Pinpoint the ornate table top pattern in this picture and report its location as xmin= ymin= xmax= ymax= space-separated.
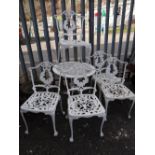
xmin=53 ymin=61 xmax=96 ymax=78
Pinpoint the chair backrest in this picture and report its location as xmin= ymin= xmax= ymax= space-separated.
xmin=99 ymin=57 xmax=128 ymax=84
xmin=58 ymin=46 xmax=91 ymax=63
xmin=29 ymin=62 xmax=61 ymax=93
xmin=54 ymin=10 xmax=85 ymax=41
xmin=88 ymin=50 xmax=111 ymax=68
xmin=64 ymin=72 xmax=97 ymax=97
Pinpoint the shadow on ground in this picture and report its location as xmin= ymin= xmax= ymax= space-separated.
xmin=19 ymin=80 xmax=135 ymax=155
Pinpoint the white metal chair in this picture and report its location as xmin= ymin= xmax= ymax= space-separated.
xmin=20 ymin=62 xmax=63 ymax=136
xmin=54 ymin=10 xmax=91 ymax=62
xmin=65 ymin=72 xmax=106 ymax=142
xmin=96 ymin=57 xmax=135 ymax=119
xmin=102 ymin=83 xmax=135 ymax=119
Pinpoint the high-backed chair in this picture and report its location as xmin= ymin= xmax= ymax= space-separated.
xmin=54 ymin=10 xmax=91 ymax=62
xmin=20 ymin=62 xmax=63 ymax=136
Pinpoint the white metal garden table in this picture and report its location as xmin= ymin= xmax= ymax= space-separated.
xmin=53 ymin=61 xmax=96 ymax=78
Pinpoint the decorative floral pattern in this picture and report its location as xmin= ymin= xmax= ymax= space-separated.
xmin=39 ymin=62 xmax=53 ymax=85
xmin=54 ymin=10 xmax=85 ymax=41
xmin=21 ymin=92 xmax=60 ymax=112
xmin=93 ymin=55 xmax=127 ymax=86
xmin=53 ymin=62 xmax=95 ymax=78
xmin=68 ymin=94 xmax=105 ymax=116
xmin=105 ymin=57 xmax=118 ymax=77
xmin=74 ymin=77 xmax=88 ymax=88
xmin=102 ymin=84 xmax=135 ymax=99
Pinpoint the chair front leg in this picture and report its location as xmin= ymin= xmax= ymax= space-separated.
xmin=128 ymin=100 xmax=135 ymax=119
xmin=105 ymin=98 xmax=110 ymax=121
xmin=100 ymin=116 xmax=105 ymax=137
xmin=59 ymin=99 xmax=65 ymax=115
xmin=50 ymin=114 xmax=58 ymax=136
xmin=99 ymin=88 xmax=102 ymax=101
xmin=20 ymin=110 xmax=29 ymax=135
xmin=69 ymin=117 xmax=74 ymax=142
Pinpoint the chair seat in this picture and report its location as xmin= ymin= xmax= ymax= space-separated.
xmin=68 ymin=94 xmax=105 ymax=117
xmin=102 ymin=84 xmax=135 ymax=99
xmin=59 ymin=39 xmax=91 ymax=48
xmin=21 ymin=92 xmax=60 ymax=112
xmin=93 ymin=73 xmax=122 ymax=86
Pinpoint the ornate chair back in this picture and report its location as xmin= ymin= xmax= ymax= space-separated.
xmin=54 ymin=10 xmax=85 ymax=42
xmin=99 ymin=57 xmax=128 ymax=84
xmin=64 ymin=72 xmax=97 ymax=98
xmin=29 ymin=62 xmax=61 ymax=93
xmin=88 ymin=50 xmax=111 ymax=68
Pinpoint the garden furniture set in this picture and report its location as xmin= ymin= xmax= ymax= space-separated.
xmin=20 ymin=11 xmax=135 ymax=142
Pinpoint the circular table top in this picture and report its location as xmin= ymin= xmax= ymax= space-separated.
xmin=53 ymin=61 xmax=96 ymax=78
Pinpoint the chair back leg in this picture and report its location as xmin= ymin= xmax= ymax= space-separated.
xmin=59 ymin=99 xmax=65 ymax=115
xmin=100 ymin=116 xmax=105 ymax=137
xmin=128 ymin=100 xmax=135 ymax=119
xmin=69 ymin=117 xmax=74 ymax=142
xmin=105 ymin=98 xmax=110 ymax=121
xmin=20 ymin=110 xmax=29 ymax=135
xmin=50 ymin=114 xmax=58 ymax=136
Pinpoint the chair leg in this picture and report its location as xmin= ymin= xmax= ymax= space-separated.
xmin=99 ymin=89 xmax=102 ymax=101
xmin=59 ymin=99 xmax=65 ymax=115
xmin=69 ymin=117 xmax=74 ymax=142
xmin=105 ymin=98 xmax=109 ymax=121
xmin=20 ymin=111 xmax=29 ymax=135
xmin=128 ymin=100 xmax=135 ymax=119
xmin=100 ymin=116 xmax=105 ymax=137
xmin=50 ymin=114 xmax=58 ymax=136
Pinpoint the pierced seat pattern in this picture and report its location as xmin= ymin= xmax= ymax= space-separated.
xmin=102 ymin=84 xmax=135 ymax=99
xmin=102 ymin=83 xmax=135 ymax=119
xmin=21 ymin=92 xmax=60 ymax=112
xmin=68 ymin=94 xmax=105 ymax=117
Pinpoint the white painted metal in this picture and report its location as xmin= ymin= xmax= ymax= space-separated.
xmin=54 ymin=10 xmax=91 ymax=62
xmin=53 ymin=61 xmax=96 ymax=78
xmin=88 ymin=50 xmax=111 ymax=68
xmin=20 ymin=62 xmax=64 ymax=136
xmin=91 ymin=51 xmax=127 ymax=85
xmin=90 ymin=51 xmax=135 ymax=119
xmin=64 ymin=72 xmax=106 ymax=142
xmin=102 ymin=83 xmax=135 ymax=119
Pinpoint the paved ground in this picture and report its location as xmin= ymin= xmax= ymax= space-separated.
xmin=19 ymin=80 xmax=135 ymax=155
